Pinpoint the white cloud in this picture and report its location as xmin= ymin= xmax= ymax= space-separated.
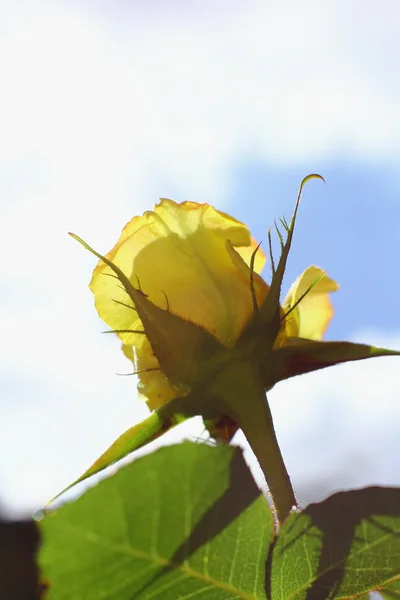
xmin=1 ymin=0 xmax=400 ymax=211
xmin=1 ymin=0 xmax=400 ymax=515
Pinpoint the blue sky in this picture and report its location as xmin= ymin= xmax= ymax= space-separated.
xmin=0 ymin=0 xmax=399 ymax=516
xmin=229 ymin=161 xmax=400 ymax=339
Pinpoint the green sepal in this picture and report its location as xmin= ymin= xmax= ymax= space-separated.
xmin=48 ymin=395 xmax=198 ymax=503
xmin=264 ymin=338 xmax=400 ymax=388
xmin=69 ymin=233 xmax=230 ymax=391
xmin=245 ymin=174 xmax=325 ymax=343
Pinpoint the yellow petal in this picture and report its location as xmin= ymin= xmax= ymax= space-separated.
xmin=90 ymin=199 xmax=266 ymax=348
xmin=225 ymin=240 xmax=269 ymax=310
xmin=282 ymin=265 xmax=339 ymax=340
xmin=122 ymin=342 xmax=172 ymax=410
xmin=90 ymin=199 xmax=268 ymax=409
xmin=235 ymin=236 xmax=266 ymax=274
xmin=123 ymin=340 xmax=182 ymax=411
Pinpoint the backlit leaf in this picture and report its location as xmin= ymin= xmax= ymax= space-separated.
xmin=39 ymin=443 xmax=274 ymax=600
xmin=270 ymin=486 xmax=400 ymax=599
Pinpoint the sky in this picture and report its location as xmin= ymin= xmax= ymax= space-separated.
xmin=0 ymin=0 xmax=400 ymax=517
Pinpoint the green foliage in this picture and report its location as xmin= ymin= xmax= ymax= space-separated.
xmin=270 ymin=487 xmax=400 ymax=599
xmin=46 ymin=183 xmax=400 ymax=598
xmin=379 ymin=578 xmax=400 ymax=599
xmin=52 ymin=397 xmax=193 ymax=500
xmin=38 ymin=443 xmax=400 ymax=599
xmin=39 ymin=443 xmax=274 ymax=599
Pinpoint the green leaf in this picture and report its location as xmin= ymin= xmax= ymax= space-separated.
xmin=265 ymin=339 xmax=400 ymax=388
xmin=378 ymin=577 xmax=400 ymax=599
xmin=39 ymin=442 xmax=274 ymax=599
xmin=270 ymin=486 xmax=400 ymax=600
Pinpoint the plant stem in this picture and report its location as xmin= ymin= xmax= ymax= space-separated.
xmin=208 ymin=359 xmax=296 ymax=523
xmin=241 ymin=394 xmax=296 ymax=524
xmin=229 ymin=370 xmax=296 ymax=523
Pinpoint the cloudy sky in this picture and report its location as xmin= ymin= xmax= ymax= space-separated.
xmin=1 ymin=0 xmax=399 ymax=517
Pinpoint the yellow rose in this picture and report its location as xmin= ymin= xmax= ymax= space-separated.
xmin=68 ymin=176 xmax=399 ymax=522
xmin=88 ymin=199 xmax=339 ymax=411
xmin=90 ymin=199 xmax=269 ymax=409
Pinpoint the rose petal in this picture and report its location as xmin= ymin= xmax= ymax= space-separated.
xmin=283 ymin=265 xmax=339 ymax=339
xmin=90 ymin=199 xmax=266 ymax=347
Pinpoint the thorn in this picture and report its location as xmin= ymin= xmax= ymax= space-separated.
xmin=112 ymin=299 xmax=138 ymax=313
xmin=102 ymin=329 xmax=145 ymax=335
xmin=116 ymin=367 xmax=161 ymax=376
xmin=279 ymin=216 xmax=289 ymax=233
xmin=281 ymin=271 xmax=327 ymax=325
xmin=162 ymin=290 xmax=170 ymax=311
xmin=249 ymin=242 xmax=262 ymax=314
xmin=274 ymin=220 xmax=284 ymax=250
xmin=268 ymin=228 xmax=276 ymax=275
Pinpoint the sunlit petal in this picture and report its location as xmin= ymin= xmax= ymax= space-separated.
xmin=283 ymin=265 xmax=339 ymax=339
